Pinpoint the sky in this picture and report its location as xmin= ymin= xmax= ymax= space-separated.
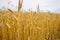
xmin=0 ymin=0 xmax=60 ymax=13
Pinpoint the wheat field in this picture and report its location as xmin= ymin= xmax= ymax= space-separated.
xmin=0 ymin=10 xmax=60 ymax=40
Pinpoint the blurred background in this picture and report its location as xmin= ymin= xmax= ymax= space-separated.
xmin=0 ymin=0 xmax=60 ymax=13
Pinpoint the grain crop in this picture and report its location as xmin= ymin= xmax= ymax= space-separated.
xmin=0 ymin=10 xmax=60 ymax=40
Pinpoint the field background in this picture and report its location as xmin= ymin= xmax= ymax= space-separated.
xmin=0 ymin=10 xmax=60 ymax=40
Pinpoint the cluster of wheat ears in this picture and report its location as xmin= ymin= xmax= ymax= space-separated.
xmin=0 ymin=0 xmax=60 ymax=40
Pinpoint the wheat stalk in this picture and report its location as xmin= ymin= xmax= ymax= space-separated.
xmin=18 ymin=0 xmax=23 ymax=12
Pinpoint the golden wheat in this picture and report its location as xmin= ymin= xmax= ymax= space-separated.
xmin=0 ymin=10 xmax=60 ymax=40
